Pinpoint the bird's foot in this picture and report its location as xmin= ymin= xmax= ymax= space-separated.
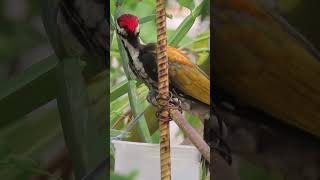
xmin=167 ymin=93 xmax=183 ymax=113
xmin=147 ymin=90 xmax=182 ymax=110
xmin=147 ymin=90 xmax=183 ymax=122
xmin=147 ymin=89 xmax=159 ymax=106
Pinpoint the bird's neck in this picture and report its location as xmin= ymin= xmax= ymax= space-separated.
xmin=120 ymin=35 xmax=142 ymax=63
xmin=119 ymin=34 xmax=154 ymax=86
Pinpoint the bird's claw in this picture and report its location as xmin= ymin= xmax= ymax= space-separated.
xmin=148 ymin=90 xmax=182 ymax=110
xmin=147 ymin=90 xmax=159 ymax=106
xmin=148 ymin=90 xmax=183 ymax=122
xmin=167 ymin=94 xmax=183 ymax=114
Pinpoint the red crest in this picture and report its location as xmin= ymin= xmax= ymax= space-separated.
xmin=117 ymin=14 xmax=139 ymax=33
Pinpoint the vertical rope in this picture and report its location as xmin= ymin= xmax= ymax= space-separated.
xmin=156 ymin=0 xmax=171 ymax=180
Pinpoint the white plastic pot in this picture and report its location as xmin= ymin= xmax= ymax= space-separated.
xmin=112 ymin=140 xmax=201 ymax=180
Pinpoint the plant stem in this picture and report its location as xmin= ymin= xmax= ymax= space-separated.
xmin=114 ymin=0 xmax=152 ymax=143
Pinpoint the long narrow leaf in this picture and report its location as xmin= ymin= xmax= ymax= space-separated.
xmin=139 ymin=14 xmax=172 ymax=24
xmin=114 ymin=4 xmax=152 ymax=143
xmin=0 ymin=55 xmax=58 ymax=126
xmin=169 ymin=1 xmax=205 ymax=47
xmin=56 ymin=58 xmax=106 ymax=180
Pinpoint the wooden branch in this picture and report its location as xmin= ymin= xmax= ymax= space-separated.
xmin=170 ymin=109 xmax=240 ymax=180
xmin=170 ymin=109 xmax=210 ymax=162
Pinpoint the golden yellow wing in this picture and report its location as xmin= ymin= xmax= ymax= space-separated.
xmin=167 ymin=46 xmax=210 ymax=105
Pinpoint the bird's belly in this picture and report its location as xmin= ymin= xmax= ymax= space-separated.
xmin=129 ymin=63 xmax=157 ymax=89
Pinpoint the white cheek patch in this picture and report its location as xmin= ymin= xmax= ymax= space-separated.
xmin=121 ymin=39 xmax=148 ymax=78
xmin=118 ymin=27 xmax=127 ymax=36
xmin=116 ymin=22 xmax=128 ymax=36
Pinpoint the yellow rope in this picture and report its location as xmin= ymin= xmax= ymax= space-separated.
xmin=156 ymin=0 xmax=171 ymax=180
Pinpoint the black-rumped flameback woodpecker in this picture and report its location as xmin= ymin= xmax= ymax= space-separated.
xmin=115 ymin=14 xmax=231 ymax=164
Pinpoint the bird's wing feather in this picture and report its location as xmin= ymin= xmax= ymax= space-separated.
xmin=167 ymin=46 xmax=210 ymax=105
xmin=214 ymin=0 xmax=320 ymax=137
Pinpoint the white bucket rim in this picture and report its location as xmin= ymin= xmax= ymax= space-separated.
xmin=112 ymin=140 xmax=201 ymax=161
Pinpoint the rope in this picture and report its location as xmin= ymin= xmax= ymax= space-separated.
xmin=156 ymin=0 xmax=172 ymax=180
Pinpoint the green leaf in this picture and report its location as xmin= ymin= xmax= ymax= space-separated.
xmin=179 ymin=32 xmax=209 ymax=49
xmin=56 ymin=58 xmax=106 ymax=180
xmin=139 ymin=13 xmax=173 ymax=24
xmin=178 ymin=0 xmax=195 ymax=10
xmin=110 ymin=79 xmax=146 ymax=104
xmin=110 ymin=96 xmax=129 ymax=126
xmin=192 ymin=32 xmax=210 ymax=49
xmin=111 ymin=80 xmax=130 ymax=102
xmin=110 ymin=171 xmax=138 ymax=180
xmin=126 ymin=80 xmax=152 ymax=143
xmin=111 ymin=129 xmax=132 ymax=139
xmin=169 ymin=0 xmax=205 ymax=47
xmin=110 ymin=14 xmax=116 ymax=30
xmin=151 ymin=129 xmax=160 ymax=144
xmin=0 ymin=55 xmax=58 ymax=126
xmin=139 ymin=15 xmax=155 ymax=24
xmin=115 ymin=19 xmax=152 ymax=142
xmin=110 ymin=0 xmax=116 ymax=15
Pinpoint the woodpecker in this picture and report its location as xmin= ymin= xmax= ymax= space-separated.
xmin=115 ymin=14 xmax=231 ymax=164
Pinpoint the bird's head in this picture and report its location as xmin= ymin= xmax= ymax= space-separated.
xmin=116 ymin=14 xmax=140 ymax=38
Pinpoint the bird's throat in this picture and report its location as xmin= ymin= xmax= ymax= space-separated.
xmin=119 ymin=35 xmax=152 ymax=85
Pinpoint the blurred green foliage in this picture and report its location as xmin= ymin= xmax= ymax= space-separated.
xmin=0 ymin=1 xmax=62 ymax=179
xmin=0 ymin=0 xmax=46 ymax=81
xmin=0 ymin=0 xmax=107 ymax=179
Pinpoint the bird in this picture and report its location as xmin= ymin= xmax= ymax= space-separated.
xmin=213 ymin=0 xmax=320 ymax=138
xmin=115 ymin=13 xmax=231 ymax=164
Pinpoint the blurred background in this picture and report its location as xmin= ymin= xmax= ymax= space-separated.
xmin=0 ymin=0 xmax=52 ymax=78
xmin=0 ymin=0 xmax=108 ymax=179
xmin=0 ymin=0 xmax=75 ymax=179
